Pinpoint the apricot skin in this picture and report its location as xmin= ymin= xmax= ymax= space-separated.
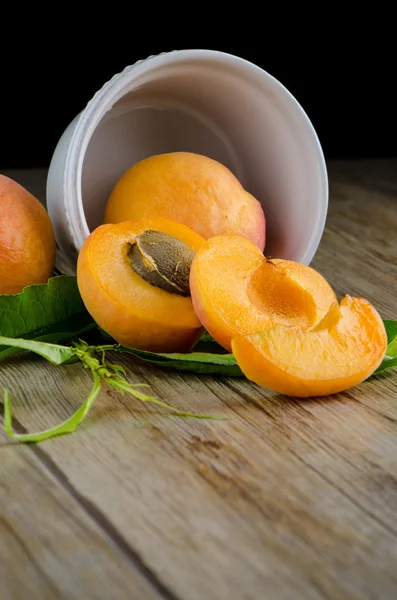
xmin=232 ymin=296 xmax=387 ymax=398
xmin=103 ymin=152 xmax=266 ymax=252
xmin=189 ymin=234 xmax=337 ymax=351
xmin=77 ymin=217 xmax=206 ymax=353
xmin=0 ymin=175 xmax=56 ymax=294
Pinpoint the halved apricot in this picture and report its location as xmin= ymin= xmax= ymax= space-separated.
xmin=232 ymin=296 xmax=387 ymax=397
xmin=189 ymin=234 xmax=337 ymax=351
xmin=77 ymin=217 xmax=206 ymax=352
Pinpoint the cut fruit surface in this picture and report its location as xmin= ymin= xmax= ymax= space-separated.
xmin=189 ymin=234 xmax=337 ymax=351
xmin=232 ymin=296 xmax=388 ymax=397
xmin=77 ymin=217 xmax=205 ymax=352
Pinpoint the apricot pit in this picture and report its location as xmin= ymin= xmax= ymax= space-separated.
xmin=127 ymin=230 xmax=195 ymax=297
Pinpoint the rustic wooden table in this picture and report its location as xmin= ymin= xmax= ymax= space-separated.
xmin=1 ymin=161 xmax=397 ymax=600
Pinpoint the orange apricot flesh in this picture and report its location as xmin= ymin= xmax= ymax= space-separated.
xmin=103 ymin=152 xmax=266 ymax=251
xmin=232 ymin=296 xmax=387 ymax=397
xmin=189 ymin=234 xmax=337 ymax=351
xmin=0 ymin=174 xmax=56 ymax=294
xmin=77 ymin=217 xmax=206 ymax=352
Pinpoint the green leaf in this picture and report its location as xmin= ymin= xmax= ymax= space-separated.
xmin=199 ymin=331 xmax=217 ymax=343
xmin=96 ymin=326 xmax=241 ymax=376
xmin=374 ymin=355 xmax=397 ymax=375
xmin=368 ymin=319 xmax=397 ymax=377
xmin=0 ymin=336 xmax=74 ymax=365
xmin=383 ymin=319 xmax=397 ymax=359
xmin=0 ymin=313 xmax=95 ymax=362
xmin=383 ymin=319 xmax=397 ymax=347
xmin=113 ymin=345 xmax=244 ymax=377
xmin=387 ymin=337 xmax=397 ymax=359
xmin=3 ymin=374 xmax=102 ymax=443
xmin=0 ymin=276 xmax=95 ymax=360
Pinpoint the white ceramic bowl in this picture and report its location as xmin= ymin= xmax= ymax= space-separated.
xmin=47 ymin=49 xmax=328 ymax=275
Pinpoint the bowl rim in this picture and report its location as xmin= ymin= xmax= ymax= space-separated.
xmin=59 ymin=49 xmax=328 ymax=268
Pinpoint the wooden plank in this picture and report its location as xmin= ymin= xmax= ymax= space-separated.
xmin=0 ymin=161 xmax=397 ymax=600
xmin=1 ymin=357 xmax=332 ymax=600
xmin=311 ymin=160 xmax=397 ymax=319
xmin=0 ymin=370 xmax=165 ymax=600
xmin=2 ymin=352 xmax=397 ymax=598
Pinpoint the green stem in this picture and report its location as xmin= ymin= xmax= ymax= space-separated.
xmin=3 ymin=341 xmax=224 ymax=443
xmin=3 ymin=373 xmax=102 ymax=443
xmin=108 ymin=377 xmax=225 ymax=420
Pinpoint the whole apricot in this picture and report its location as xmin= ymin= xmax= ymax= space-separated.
xmin=77 ymin=217 xmax=206 ymax=352
xmin=189 ymin=233 xmax=337 ymax=351
xmin=232 ymin=296 xmax=387 ymax=397
xmin=0 ymin=175 xmax=56 ymax=294
xmin=103 ymin=152 xmax=266 ymax=251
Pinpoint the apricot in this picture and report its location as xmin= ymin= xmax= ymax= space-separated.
xmin=103 ymin=152 xmax=266 ymax=251
xmin=189 ymin=234 xmax=337 ymax=351
xmin=232 ymin=296 xmax=387 ymax=397
xmin=0 ymin=175 xmax=56 ymax=294
xmin=77 ymin=217 xmax=206 ymax=352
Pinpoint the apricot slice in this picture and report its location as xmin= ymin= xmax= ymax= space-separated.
xmin=77 ymin=217 xmax=206 ymax=352
xmin=232 ymin=296 xmax=387 ymax=397
xmin=0 ymin=175 xmax=56 ymax=294
xmin=189 ymin=234 xmax=337 ymax=351
xmin=103 ymin=152 xmax=266 ymax=251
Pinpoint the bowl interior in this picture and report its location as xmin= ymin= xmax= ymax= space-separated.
xmin=81 ymin=54 xmax=327 ymax=263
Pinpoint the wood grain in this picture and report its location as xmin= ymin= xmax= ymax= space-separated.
xmin=0 ymin=419 xmax=162 ymax=600
xmin=1 ymin=161 xmax=397 ymax=600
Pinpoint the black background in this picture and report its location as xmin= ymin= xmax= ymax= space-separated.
xmin=1 ymin=32 xmax=395 ymax=168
